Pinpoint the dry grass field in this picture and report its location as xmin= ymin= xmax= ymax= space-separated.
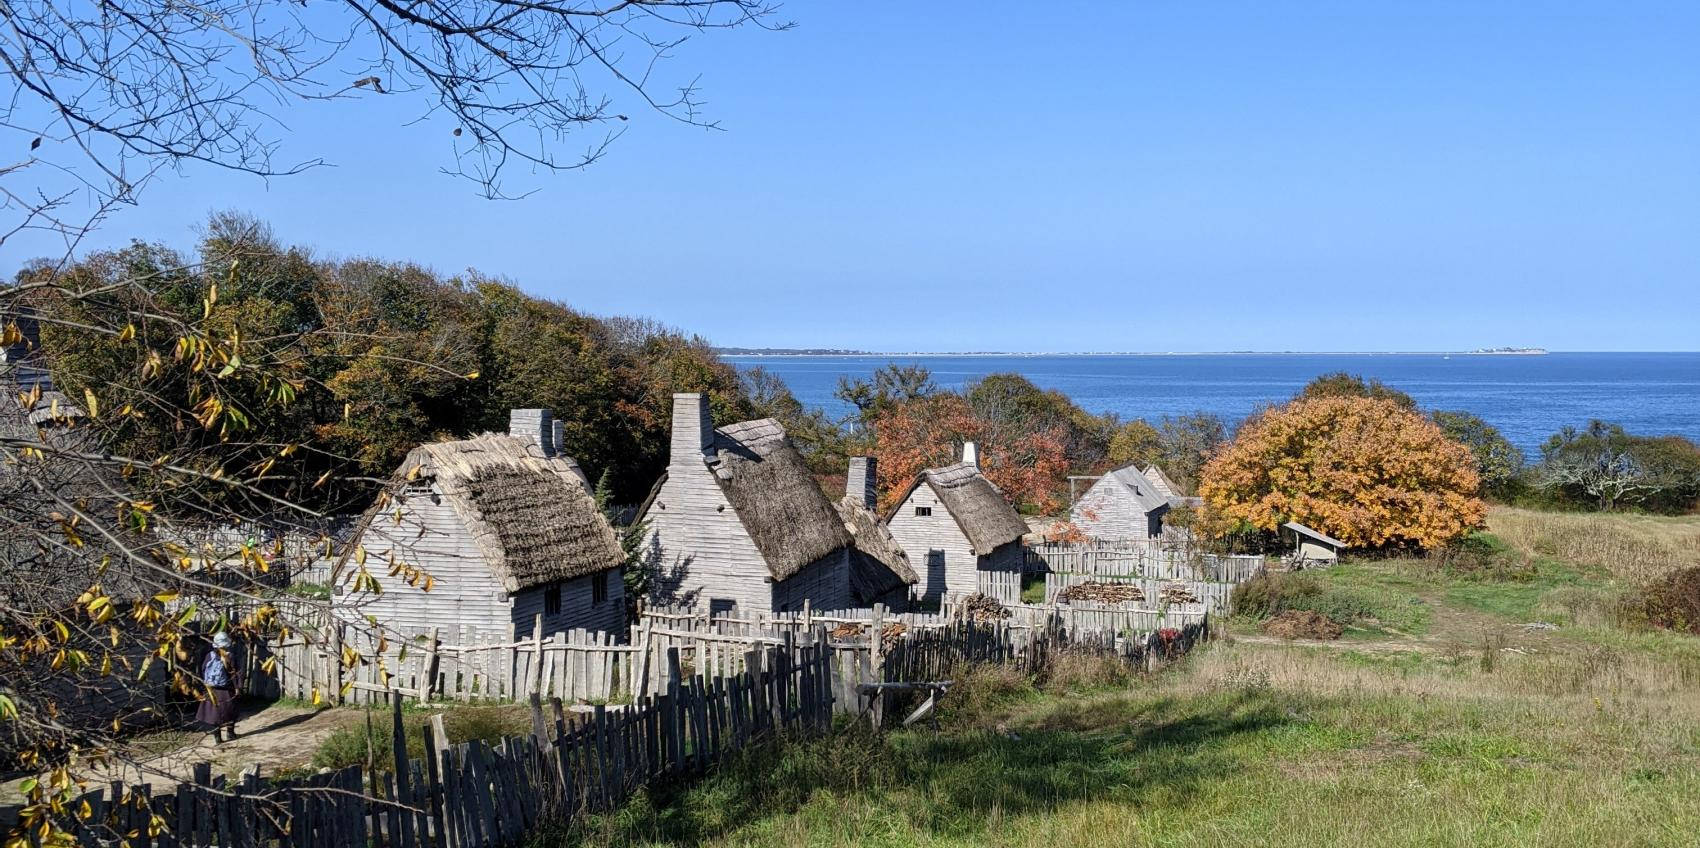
xmin=547 ymin=508 xmax=1700 ymax=848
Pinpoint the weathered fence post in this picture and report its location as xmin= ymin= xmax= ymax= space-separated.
xmin=389 ymin=692 xmax=417 ymax=848
xmin=423 ymin=625 xmax=441 ymax=701
xmin=868 ymin=603 xmax=886 ymax=727
xmin=326 ymin=620 xmax=343 ymax=706
xmin=664 ymin=647 xmax=683 ymax=773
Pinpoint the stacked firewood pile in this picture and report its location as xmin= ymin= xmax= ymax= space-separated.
xmin=829 ymin=621 xmax=908 ymax=652
xmin=953 ymin=593 xmax=1011 ymax=623
xmin=1158 ymin=583 xmax=1200 ymax=604
xmin=1056 ymin=581 xmax=1145 ymax=604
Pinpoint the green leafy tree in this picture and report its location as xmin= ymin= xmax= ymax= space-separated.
xmin=1431 ymin=410 xmax=1524 ymax=501
xmin=1298 ymin=372 xmax=1418 ymax=410
xmin=1539 ymin=421 xmax=1700 ymax=513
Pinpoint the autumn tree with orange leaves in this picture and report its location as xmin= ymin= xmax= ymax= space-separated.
xmin=869 ymin=392 xmax=1070 ymax=514
xmin=1199 ymin=396 xmax=1486 ymax=549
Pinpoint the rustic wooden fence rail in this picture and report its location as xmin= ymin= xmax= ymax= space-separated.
xmin=1025 ymin=543 xmax=1265 ymax=583
xmin=5 ymin=612 xmax=1212 ymax=848
xmin=8 ymin=636 xmax=837 ymax=848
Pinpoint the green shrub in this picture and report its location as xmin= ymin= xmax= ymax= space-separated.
xmin=1233 ymin=570 xmax=1425 ymax=632
xmin=1431 ymin=531 xmax=1535 ymax=581
xmin=311 ymin=705 xmax=529 ymax=772
xmin=1623 ymin=567 xmax=1700 ymax=636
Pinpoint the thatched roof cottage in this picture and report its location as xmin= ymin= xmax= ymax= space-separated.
xmin=884 ymin=443 xmax=1028 ymax=604
xmin=333 ymin=409 xmax=626 ymax=642
xmin=835 ymin=457 xmax=917 ymax=611
xmin=636 ymin=394 xmax=854 ymax=616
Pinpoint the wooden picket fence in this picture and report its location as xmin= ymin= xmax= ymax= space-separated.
xmin=1025 ymin=543 xmax=1265 ymax=583
xmin=7 ymin=637 xmax=836 ymax=848
xmin=257 ymin=624 xmax=640 ymax=708
xmin=5 ymin=609 xmax=1216 ymax=848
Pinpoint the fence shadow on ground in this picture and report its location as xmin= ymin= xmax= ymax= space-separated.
xmin=554 ymin=690 xmax=1293 ymax=845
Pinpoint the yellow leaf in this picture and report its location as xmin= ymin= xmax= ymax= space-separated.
xmin=82 ymin=388 xmax=98 ymax=418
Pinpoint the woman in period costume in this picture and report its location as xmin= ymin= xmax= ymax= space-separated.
xmin=196 ymin=631 xmax=241 ymax=743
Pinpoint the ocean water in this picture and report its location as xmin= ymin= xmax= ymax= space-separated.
xmin=723 ymin=353 xmax=1700 ymax=457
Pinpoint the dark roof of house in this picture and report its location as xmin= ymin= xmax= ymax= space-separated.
xmin=890 ymin=461 xmax=1028 ymax=556
xmin=347 ymin=433 xmax=623 ymax=593
xmin=835 ymin=496 xmax=917 ymax=602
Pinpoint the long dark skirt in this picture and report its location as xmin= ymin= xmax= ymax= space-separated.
xmin=196 ymin=687 xmax=237 ymax=728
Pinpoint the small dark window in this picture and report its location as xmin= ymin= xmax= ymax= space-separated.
xmin=544 ymin=585 xmax=561 ymax=616
xmin=592 ymin=571 xmax=609 ymax=605
xmin=914 ymin=506 xmax=932 ymax=517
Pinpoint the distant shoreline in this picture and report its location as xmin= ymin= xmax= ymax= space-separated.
xmin=718 ymin=349 xmax=1560 ymax=357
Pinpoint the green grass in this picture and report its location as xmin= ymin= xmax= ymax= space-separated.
xmin=536 ymin=509 xmax=1700 ymax=847
xmin=545 ymin=649 xmax=1700 ymax=847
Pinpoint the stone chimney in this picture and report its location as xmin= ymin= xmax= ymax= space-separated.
xmin=509 ymin=408 xmax=555 ymax=456
xmin=551 ymin=419 xmax=566 ymax=458
xmin=847 ymin=457 xmax=877 ymax=511
xmin=961 ymin=441 xmax=980 ymax=471
xmin=671 ymin=393 xmax=716 ymax=466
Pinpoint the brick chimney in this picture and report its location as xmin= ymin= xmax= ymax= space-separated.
xmin=509 ymin=408 xmax=555 ymax=456
xmin=961 ymin=441 xmax=980 ymax=471
xmin=671 ymin=393 xmax=716 ymax=466
xmin=847 ymin=457 xmax=877 ymax=511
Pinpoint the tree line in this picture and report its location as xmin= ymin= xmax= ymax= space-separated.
xmin=15 ymin=214 xmax=791 ymax=512
xmin=13 ymin=219 xmax=1697 ymax=529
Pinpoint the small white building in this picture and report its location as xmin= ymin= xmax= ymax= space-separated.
xmin=333 ymin=409 xmax=627 ymax=642
xmin=1283 ymin=521 xmax=1345 ymax=564
xmin=884 ymin=443 xmax=1029 ymax=603
xmin=636 ymin=393 xmax=854 ymax=616
xmin=1070 ymin=463 xmax=1182 ymax=541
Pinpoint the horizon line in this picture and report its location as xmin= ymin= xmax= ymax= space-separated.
xmin=717 ymin=349 xmax=1699 ymax=357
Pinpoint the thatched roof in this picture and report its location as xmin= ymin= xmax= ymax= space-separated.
xmin=706 ymin=418 xmax=852 ymax=581
xmin=350 ymin=433 xmax=622 ymax=593
xmin=835 ymin=496 xmax=916 ymax=602
xmin=892 ymin=461 xmax=1028 ymax=556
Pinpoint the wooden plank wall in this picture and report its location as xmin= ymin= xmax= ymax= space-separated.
xmin=1025 ymin=543 xmax=1265 ymax=583
xmin=263 ymin=625 xmax=638 ymax=707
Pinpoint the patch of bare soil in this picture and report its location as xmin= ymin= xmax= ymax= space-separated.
xmin=0 ymin=702 xmax=355 ymax=803
xmin=1262 ymin=610 xmax=1345 ymax=640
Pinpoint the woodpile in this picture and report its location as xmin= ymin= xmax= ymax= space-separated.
xmin=829 ymin=621 xmax=908 ymax=652
xmin=1157 ymin=583 xmax=1200 ymax=604
xmin=953 ymin=593 xmax=1012 ymax=623
xmin=1056 ymin=581 xmax=1145 ymax=605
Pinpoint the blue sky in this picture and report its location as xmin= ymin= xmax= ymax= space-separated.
xmin=6 ymin=2 xmax=1697 ymax=352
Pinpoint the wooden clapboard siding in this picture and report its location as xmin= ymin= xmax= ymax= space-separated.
xmin=770 ymin=549 xmax=852 ymax=612
xmin=1071 ymin=473 xmax=1160 ymax=541
xmin=885 ymin=483 xmax=976 ymax=602
xmin=343 ymin=483 xmax=624 ymax=643
xmin=511 ymin=570 xmax=625 ymax=640
xmin=886 ymin=485 xmax=1023 ymax=603
xmin=341 ymin=487 xmax=513 ymax=641
xmin=643 ymin=452 xmax=850 ymax=616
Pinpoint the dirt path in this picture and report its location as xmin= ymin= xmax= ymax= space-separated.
xmin=1 ymin=703 xmax=356 ymax=804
